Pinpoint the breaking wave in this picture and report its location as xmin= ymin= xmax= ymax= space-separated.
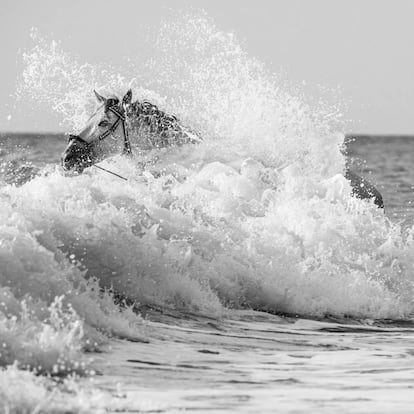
xmin=2 ymin=13 xmax=414 ymax=381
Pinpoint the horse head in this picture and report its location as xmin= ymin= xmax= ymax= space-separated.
xmin=61 ymin=89 xmax=132 ymax=172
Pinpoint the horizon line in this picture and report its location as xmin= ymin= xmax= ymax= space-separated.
xmin=1 ymin=131 xmax=414 ymax=138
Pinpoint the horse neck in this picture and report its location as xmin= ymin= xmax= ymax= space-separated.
xmin=125 ymin=101 xmax=196 ymax=150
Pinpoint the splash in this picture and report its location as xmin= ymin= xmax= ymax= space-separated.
xmin=0 ymin=363 xmax=162 ymax=413
xmin=3 ymin=12 xmax=414 ymax=390
xmin=16 ymin=29 xmax=162 ymax=132
xmin=0 ymin=167 xmax=145 ymax=373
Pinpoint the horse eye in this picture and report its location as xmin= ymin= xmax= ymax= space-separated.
xmin=98 ymin=120 xmax=110 ymax=127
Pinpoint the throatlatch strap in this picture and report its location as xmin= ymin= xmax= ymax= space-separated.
xmin=122 ymin=120 xmax=131 ymax=154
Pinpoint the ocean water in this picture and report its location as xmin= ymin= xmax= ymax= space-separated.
xmin=1 ymin=15 xmax=414 ymax=414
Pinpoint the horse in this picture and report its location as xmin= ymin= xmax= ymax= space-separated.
xmin=61 ymin=89 xmax=201 ymax=173
xmin=61 ymin=90 xmax=384 ymax=208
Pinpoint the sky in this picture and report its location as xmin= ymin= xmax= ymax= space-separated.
xmin=1 ymin=0 xmax=414 ymax=134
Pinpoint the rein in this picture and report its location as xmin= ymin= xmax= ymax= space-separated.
xmin=93 ymin=164 xmax=128 ymax=181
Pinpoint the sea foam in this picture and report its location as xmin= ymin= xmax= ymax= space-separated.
xmin=2 ymin=13 xmax=414 ymax=382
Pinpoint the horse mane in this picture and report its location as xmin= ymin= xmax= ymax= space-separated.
xmin=121 ymin=96 xmax=201 ymax=148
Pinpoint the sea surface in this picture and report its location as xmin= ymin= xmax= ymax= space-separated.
xmin=1 ymin=133 xmax=414 ymax=414
xmin=2 ymin=15 xmax=414 ymax=414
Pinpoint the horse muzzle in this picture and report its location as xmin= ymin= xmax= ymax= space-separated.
xmin=61 ymin=135 xmax=95 ymax=173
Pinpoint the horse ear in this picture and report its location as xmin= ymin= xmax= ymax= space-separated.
xmin=94 ymin=90 xmax=106 ymax=103
xmin=122 ymin=89 xmax=133 ymax=106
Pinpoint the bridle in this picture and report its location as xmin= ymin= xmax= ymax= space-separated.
xmin=69 ymin=103 xmax=132 ymax=155
xmin=65 ymin=103 xmax=132 ymax=181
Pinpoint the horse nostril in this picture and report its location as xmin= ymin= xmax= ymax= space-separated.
xmin=61 ymin=156 xmax=68 ymax=169
xmin=61 ymin=151 xmax=73 ymax=169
